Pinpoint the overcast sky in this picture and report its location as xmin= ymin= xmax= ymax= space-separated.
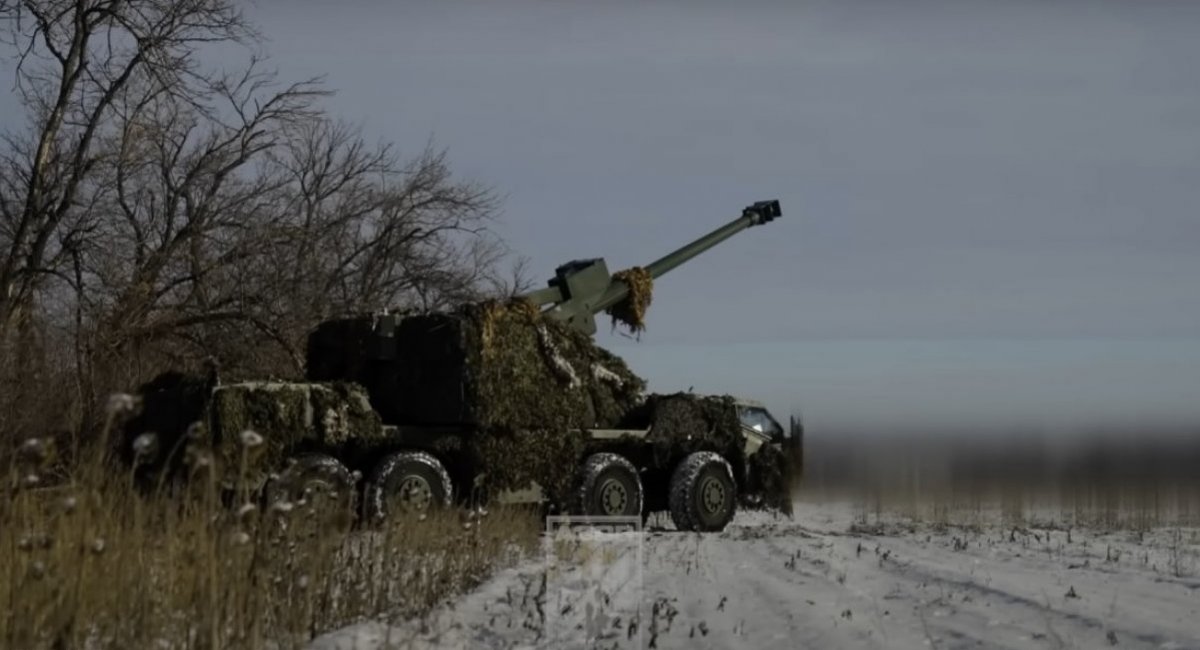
xmin=6 ymin=0 xmax=1199 ymax=432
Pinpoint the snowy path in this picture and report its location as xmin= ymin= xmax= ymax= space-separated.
xmin=308 ymin=502 xmax=1200 ymax=649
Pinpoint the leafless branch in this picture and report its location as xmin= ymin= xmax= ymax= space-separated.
xmin=1 ymin=0 xmax=525 ymax=438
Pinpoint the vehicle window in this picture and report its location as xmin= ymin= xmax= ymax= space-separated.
xmin=739 ymin=407 xmax=783 ymax=440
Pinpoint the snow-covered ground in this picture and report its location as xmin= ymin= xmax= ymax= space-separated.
xmin=308 ymin=501 xmax=1200 ymax=649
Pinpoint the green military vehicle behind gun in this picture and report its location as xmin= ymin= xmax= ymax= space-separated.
xmin=121 ymin=200 xmax=798 ymax=533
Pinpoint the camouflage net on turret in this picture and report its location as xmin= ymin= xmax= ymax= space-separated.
xmin=389 ymin=298 xmax=647 ymax=431
xmin=606 ymin=266 xmax=653 ymax=335
xmin=386 ymin=298 xmax=649 ymax=505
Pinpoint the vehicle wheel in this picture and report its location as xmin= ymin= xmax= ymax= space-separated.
xmin=669 ymin=451 xmax=737 ymax=532
xmin=265 ymin=453 xmax=357 ymax=529
xmin=364 ymin=451 xmax=453 ymax=521
xmin=575 ymin=453 xmax=643 ymax=518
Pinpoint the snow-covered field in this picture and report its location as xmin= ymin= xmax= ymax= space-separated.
xmin=308 ymin=500 xmax=1200 ymax=649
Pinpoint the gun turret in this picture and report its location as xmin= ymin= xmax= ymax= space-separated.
xmin=518 ymin=200 xmax=782 ymax=335
xmin=305 ymin=200 xmax=782 ymax=387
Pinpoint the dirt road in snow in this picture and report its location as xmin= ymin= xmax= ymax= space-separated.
xmin=309 ymin=502 xmax=1200 ymax=649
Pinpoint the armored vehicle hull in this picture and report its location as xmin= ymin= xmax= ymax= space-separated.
xmin=119 ymin=200 xmax=798 ymax=531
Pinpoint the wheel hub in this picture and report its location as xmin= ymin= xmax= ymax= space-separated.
xmin=700 ymin=475 xmax=727 ymax=514
xmin=289 ymin=476 xmax=349 ymax=524
xmin=284 ymin=476 xmax=338 ymax=509
xmin=598 ymin=478 xmax=628 ymax=515
xmin=395 ymin=475 xmax=433 ymax=511
xmin=301 ymin=477 xmax=335 ymax=498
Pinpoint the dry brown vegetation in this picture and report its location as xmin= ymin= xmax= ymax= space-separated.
xmin=607 ymin=266 xmax=653 ymax=335
xmin=2 ymin=406 xmax=542 ymax=650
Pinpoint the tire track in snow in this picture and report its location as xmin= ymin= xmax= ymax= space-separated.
xmin=307 ymin=505 xmax=1200 ymax=650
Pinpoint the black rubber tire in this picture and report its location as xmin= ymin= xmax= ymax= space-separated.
xmin=668 ymin=451 xmax=737 ymax=532
xmin=265 ymin=453 xmax=358 ymax=524
xmin=575 ymin=452 xmax=643 ymax=518
xmin=363 ymin=451 xmax=453 ymax=521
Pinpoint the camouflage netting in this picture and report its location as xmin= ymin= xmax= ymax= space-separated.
xmin=124 ymin=299 xmax=801 ymax=516
xmin=385 ymin=298 xmax=647 ymax=430
xmin=121 ymin=374 xmax=384 ymax=490
xmin=471 ymin=428 xmax=587 ymax=506
xmin=207 ymin=381 xmax=385 ymax=487
xmin=635 ymin=392 xmax=745 ymax=465
xmin=747 ymin=443 xmax=795 ymax=515
xmin=606 ymin=266 xmax=653 ymax=335
xmin=624 ymin=391 xmax=797 ymax=514
xmin=379 ymin=298 xmax=649 ymax=505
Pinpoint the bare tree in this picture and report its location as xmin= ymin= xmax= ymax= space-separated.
xmin=0 ymin=0 xmax=257 ymax=337
xmin=242 ymin=120 xmax=522 ymax=373
xmin=0 ymin=0 xmax=272 ymax=435
xmin=77 ymin=60 xmax=326 ymax=385
xmin=0 ymin=0 xmax=527 ymax=441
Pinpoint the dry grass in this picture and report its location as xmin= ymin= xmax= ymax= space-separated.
xmin=607 ymin=267 xmax=653 ymax=335
xmin=1 ymin=404 xmax=541 ymax=650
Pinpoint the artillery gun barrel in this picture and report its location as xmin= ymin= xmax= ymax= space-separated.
xmin=591 ymin=199 xmax=781 ymax=314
